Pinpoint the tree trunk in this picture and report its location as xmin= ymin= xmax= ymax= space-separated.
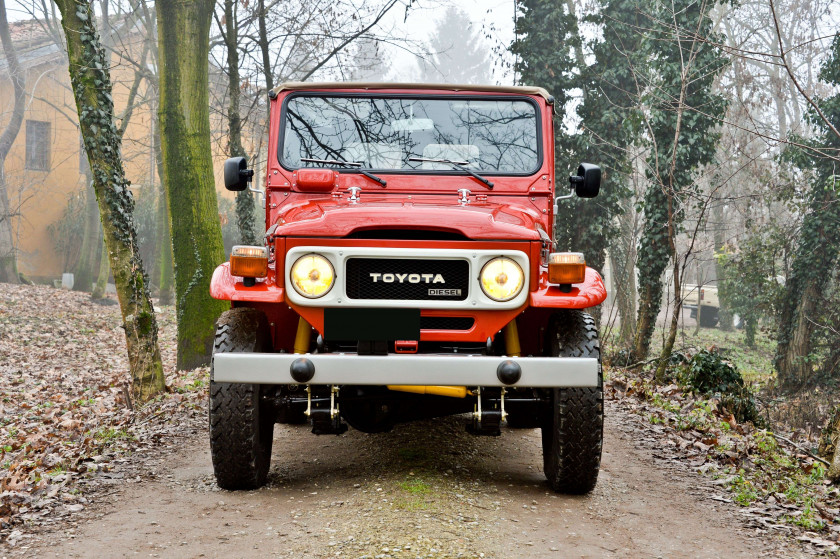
xmin=632 ymin=185 xmax=670 ymax=362
xmin=222 ymin=0 xmax=257 ymax=245
xmin=712 ymin=201 xmax=733 ymax=331
xmin=0 ymin=168 xmax=18 ymax=284
xmin=74 ymin=176 xmax=99 ymax=292
xmin=656 ymin=265 xmax=683 ymax=382
xmin=152 ymin=118 xmax=174 ymax=306
xmin=90 ymin=233 xmax=109 ymax=300
xmin=656 ymin=235 xmax=686 ymax=381
xmin=156 ymin=187 xmax=173 ymax=305
xmin=0 ymin=0 xmax=25 ymax=284
xmin=611 ymin=194 xmax=637 ymax=348
xmin=775 ymin=179 xmax=840 ymax=390
xmin=53 ymin=0 xmax=165 ymax=402
xmin=257 ymin=0 xmax=273 ymax=122
xmin=157 ymin=0 xmax=228 ymax=369
xmin=776 ymin=283 xmax=819 ymax=387
xmin=654 ymin=69 xmax=693 ymax=382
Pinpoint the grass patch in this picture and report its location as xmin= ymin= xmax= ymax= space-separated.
xmin=393 ymin=476 xmax=433 ymax=512
xmin=92 ymin=427 xmax=135 ymax=443
xmin=175 ymin=378 xmax=206 ymax=393
xmin=398 ymin=478 xmax=432 ymax=495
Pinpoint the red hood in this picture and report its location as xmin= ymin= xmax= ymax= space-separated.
xmin=271 ymin=196 xmax=545 ymax=240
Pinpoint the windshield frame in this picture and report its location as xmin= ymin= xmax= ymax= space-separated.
xmin=277 ymin=92 xmax=544 ymax=178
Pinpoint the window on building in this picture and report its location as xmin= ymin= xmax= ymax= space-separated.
xmin=25 ymin=120 xmax=51 ymax=171
xmin=79 ymin=133 xmax=90 ymax=175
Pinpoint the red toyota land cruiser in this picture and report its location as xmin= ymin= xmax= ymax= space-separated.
xmin=209 ymin=82 xmax=606 ymax=494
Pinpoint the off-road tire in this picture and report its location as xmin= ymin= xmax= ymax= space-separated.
xmin=541 ymin=310 xmax=603 ymax=494
xmin=209 ymin=308 xmax=274 ymax=490
xmin=698 ymin=306 xmax=719 ymax=328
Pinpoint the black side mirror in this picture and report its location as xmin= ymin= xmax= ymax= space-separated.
xmin=224 ymin=156 xmax=254 ymax=192
xmin=569 ymin=163 xmax=600 ymax=198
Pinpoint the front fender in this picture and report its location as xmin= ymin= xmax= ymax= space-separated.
xmin=209 ymin=262 xmax=285 ymax=303
xmin=529 ymin=266 xmax=607 ymax=309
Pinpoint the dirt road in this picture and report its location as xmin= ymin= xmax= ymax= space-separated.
xmin=19 ymin=400 xmax=786 ymax=559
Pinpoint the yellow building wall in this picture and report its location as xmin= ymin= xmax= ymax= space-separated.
xmin=0 ymin=48 xmax=239 ymax=282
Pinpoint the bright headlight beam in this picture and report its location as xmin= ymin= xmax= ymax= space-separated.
xmin=480 ymin=257 xmax=524 ymax=302
xmin=290 ymin=254 xmax=335 ymax=298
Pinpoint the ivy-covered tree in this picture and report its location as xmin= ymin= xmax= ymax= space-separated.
xmin=511 ymin=0 xmax=620 ymax=324
xmin=717 ymin=234 xmax=785 ymax=348
xmin=51 ymin=0 xmax=166 ymax=402
xmin=774 ymin=33 xmax=840 ymax=388
xmin=157 ymin=0 xmax=229 ymax=369
xmin=576 ymin=0 xmax=646 ymax=334
xmin=631 ymin=0 xmax=728 ymax=363
xmin=511 ymin=0 xmax=580 ymax=156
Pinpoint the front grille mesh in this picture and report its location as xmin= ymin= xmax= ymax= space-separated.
xmin=420 ymin=316 xmax=475 ymax=330
xmin=345 ymin=258 xmax=469 ymax=301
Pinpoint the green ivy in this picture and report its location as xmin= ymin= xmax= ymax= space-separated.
xmin=633 ymin=0 xmax=729 ymax=360
xmin=511 ymin=0 xmax=630 ymax=308
xmin=774 ymin=34 xmax=840 ymax=388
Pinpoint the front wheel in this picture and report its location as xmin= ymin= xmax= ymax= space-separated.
xmin=541 ymin=310 xmax=603 ymax=494
xmin=209 ymin=308 xmax=274 ymax=490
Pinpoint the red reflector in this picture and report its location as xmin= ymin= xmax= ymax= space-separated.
xmin=296 ymin=168 xmax=336 ymax=192
xmin=230 ymin=255 xmax=268 ymax=278
xmin=394 ymin=340 xmax=418 ymax=354
xmin=548 ymin=263 xmax=586 ymax=285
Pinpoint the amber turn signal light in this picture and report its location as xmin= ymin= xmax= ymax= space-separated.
xmin=230 ymin=245 xmax=269 ymax=282
xmin=548 ymin=252 xmax=586 ymax=285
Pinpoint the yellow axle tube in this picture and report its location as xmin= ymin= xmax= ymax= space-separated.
xmin=504 ymin=318 xmax=521 ymax=357
xmin=387 ymin=385 xmax=468 ymax=398
xmin=293 ymin=316 xmax=312 ymax=354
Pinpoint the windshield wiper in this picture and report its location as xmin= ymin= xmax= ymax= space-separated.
xmin=300 ymin=157 xmax=386 ymax=187
xmin=408 ymin=157 xmax=494 ymax=189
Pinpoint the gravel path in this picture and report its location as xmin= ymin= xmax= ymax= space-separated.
xmin=21 ymin=402 xmax=786 ymax=558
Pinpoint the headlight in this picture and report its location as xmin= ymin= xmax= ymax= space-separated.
xmin=479 ymin=257 xmax=524 ymax=301
xmin=290 ymin=254 xmax=335 ymax=298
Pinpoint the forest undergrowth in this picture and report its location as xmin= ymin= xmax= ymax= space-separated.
xmin=607 ymin=323 xmax=840 ymax=552
xmin=0 ymin=283 xmax=207 ymax=547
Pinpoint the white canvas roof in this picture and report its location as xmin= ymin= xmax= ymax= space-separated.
xmin=271 ymin=82 xmax=553 ymax=103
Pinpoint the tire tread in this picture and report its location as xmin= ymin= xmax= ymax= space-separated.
xmin=209 ymin=308 xmax=273 ymax=490
xmin=542 ymin=310 xmax=603 ymax=494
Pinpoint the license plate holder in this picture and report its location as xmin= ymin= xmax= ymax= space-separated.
xmin=324 ymin=308 xmax=420 ymax=341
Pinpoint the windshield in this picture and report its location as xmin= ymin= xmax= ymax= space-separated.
xmin=280 ymin=95 xmax=540 ymax=174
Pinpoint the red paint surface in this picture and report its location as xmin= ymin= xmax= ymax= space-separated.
xmin=209 ymin=263 xmax=285 ymax=303
xmin=530 ymin=266 xmax=607 ymax=309
xmin=209 ymin=85 xmax=607 ymax=328
xmin=287 ymin=304 xmax=528 ymax=344
xmin=271 ymin=196 xmax=544 ymax=240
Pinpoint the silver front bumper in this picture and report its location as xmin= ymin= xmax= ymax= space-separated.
xmin=212 ymin=353 xmax=599 ymax=388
